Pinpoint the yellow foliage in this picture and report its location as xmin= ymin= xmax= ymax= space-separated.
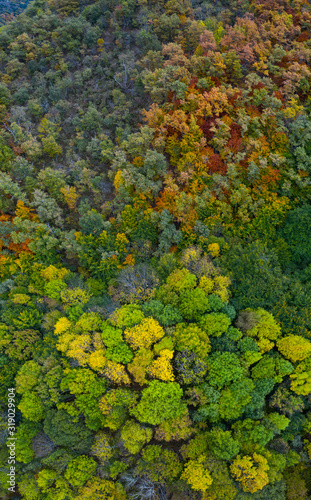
xmin=283 ymin=97 xmax=304 ymax=118
xmin=128 ymin=349 xmax=154 ymax=385
xmin=148 ymin=349 xmax=174 ymax=381
xmin=60 ymin=185 xmax=80 ymax=210
xmin=124 ymin=318 xmax=165 ymax=350
xmin=11 ymin=293 xmax=31 ymax=305
xmin=290 ymin=356 xmax=311 ymax=396
xmin=41 ymin=265 xmax=69 ymax=281
xmin=15 ymin=200 xmax=38 ymax=221
xmin=114 ymin=170 xmax=124 ymax=191
xmin=66 ymin=334 xmax=92 ymax=366
xmin=56 ymin=331 xmax=76 ymax=353
xmin=88 ymin=350 xmax=107 ymax=371
xmin=91 ymin=431 xmax=113 ymax=464
xmin=41 ymin=135 xmax=63 ymax=157
xmin=54 ymin=317 xmax=72 ymax=335
xmin=155 ymin=410 xmax=194 ymax=441
xmin=230 ymin=453 xmax=269 ymax=493
xmin=75 ymin=312 xmax=102 ymax=332
xmin=208 ymin=243 xmax=220 ymax=258
xmin=115 ymin=233 xmax=129 ymax=252
xmin=253 ymin=58 xmax=269 ymax=76
xmin=277 ymin=335 xmax=311 ymax=363
xmin=102 ymin=360 xmax=131 ymax=385
xmin=213 ymin=275 xmax=231 ymax=303
xmin=246 ymin=309 xmax=281 ymax=354
xmin=97 ymin=38 xmax=104 ymax=53
xmin=181 ymin=455 xmax=213 ymax=492
xmin=60 ymin=288 xmax=91 ymax=307
xmin=257 ymin=338 xmax=274 ymax=354
xmin=181 ymin=246 xmax=203 ymax=267
xmin=199 ymin=276 xmax=215 ymax=294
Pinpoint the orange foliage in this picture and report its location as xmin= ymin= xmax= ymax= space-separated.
xmin=0 ymin=201 xmax=37 ymax=256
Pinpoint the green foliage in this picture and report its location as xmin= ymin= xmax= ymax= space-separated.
xmin=0 ymin=0 xmax=311 ymax=495
xmin=59 ymin=368 xmax=107 ymax=430
xmin=174 ymin=323 xmax=211 ymax=359
xmin=207 ymin=352 xmax=244 ymax=389
xmin=18 ymin=391 xmax=45 ymax=421
xmin=218 ymin=378 xmax=255 ymax=420
xmin=65 ymin=455 xmax=97 ymax=488
xmin=99 ymin=389 xmax=137 ymax=430
xmin=44 ymin=409 xmax=93 ymax=453
xmin=232 ymin=419 xmax=274 ymax=448
xmin=199 ymin=312 xmax=231 ymax=337
xmin=136 ymin=445 xmax=182 ymax=482
xmin=208 ymin=428 xmax=240 ymax=460
xmin=15 ymin=421 xmax=41 ymax=463
xmin=106 ymin=342 xmax=134 ymax=364
xmin=279 ymin=205 xmax=311 ymax=267
xmin=120 ymin=420 xmax=153 ymax=454
xmin=130 ymin=380 xmax=186 ymax=425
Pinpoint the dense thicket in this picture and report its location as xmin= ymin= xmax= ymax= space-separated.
xmin=0 ymin=0 xmax=311 ymax=498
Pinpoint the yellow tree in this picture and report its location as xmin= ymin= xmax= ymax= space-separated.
xmin=230 ymin=453 xmax=269 ymax=493
xmin=277 ymin=335 xmax=311 ymax=363
xmin=124 ymin=317 xmax=165 ymax=350
xmin=181 ymin=455 xmax=213 ymax=493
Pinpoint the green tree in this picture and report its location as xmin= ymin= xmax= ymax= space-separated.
xmin=207 ymin=352 xmax=244 ymax=389
xmin=65 ymin=455 xmax=97 ymax=488
xmin=120 ymin=420 xmax=153 ymax=454
xmin=208 ymin=428 xmax=240 ymax=460
xmin=136 ymin=445 xmax=182 ymax=482
xmin=43 ymin=409 xmax=93 ymax=453
xmin=130 ymin=380 xmax=186 ymax=425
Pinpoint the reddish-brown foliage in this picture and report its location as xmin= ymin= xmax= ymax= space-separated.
xmin=297 ymin=32 xmax=309 ymax=42
xmin=201 ymin=117 xmax=217 ymax=139
xmin=208 ymin=154 xmax=227 ymax=175
xmin=189 ymin=77 xmax=198 ymax=89
xmin=228 ymin=123 xmax=243 ymax=153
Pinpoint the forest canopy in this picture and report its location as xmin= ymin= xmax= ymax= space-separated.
xmin=0 ymin=0 xmax=311 ymax=499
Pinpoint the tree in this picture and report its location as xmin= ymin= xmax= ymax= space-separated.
xmin=218 ymin=378 xmax=255 ymax=420
xmin=99 ymin=389 xmax=137 ymax=430
xmin=78 ymin=478 xmax=127 ymax=500
xmin=136 ymin=445 xmax=182 ymax=482
xmin=90 ymin=431 xmax=114 ymax=465
xmin=148 ymin=348 xmax=175 ymax=381
xmin=221 ymin=242 xmax=287 ymax=310
xmin=251 ymin=355 xmax=294 ymax=383
xmin=290 ymin=356 xmax=311 ymax=396
xmin=124 ymin=317 xmax=165 ymax=350
xmin=277 ymin=335 xmax=311 ymax=363
xmin=174 ymin=323 xmax=211 ymax=359
xmin=237 ymin=308 xmax=282 ymax=353
xmin=15 ymin=421 xmax=41 ymax=463
xmin=208 ymin=428 xmax=240 ymax=460
xmin=59 ymin=368 xmax=107 ymax=431
xmin=181 ymin=456 xmax=213 ymax=493
xmin=155 ymin=409 xmax=194 ymax=441
xmin=207 ymin=352 xmax=244 ymax=389
xmin=120 ymin=420 xmax=153 ymax=454
xmin=43 ymin=409 xmax=93 ymax=453
xmin=18 ymin=391 xmax=45 ymax=422
xmin=232 ymin=419 xmax=274 ymax=448
xmin=111 ymin=264 xmax=159 ymax=304
xmin=127 ymin=348 xmax=154 ymax=385
xmin=65 ymin=455 xmax=97 ymax=488
xmin=199 ymin=312 xmax=231 ymax=337
xmin=130 ymin=380 xmax=186 ymax=425
xmin=230 ymin=453 xmax=270 ymax=493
